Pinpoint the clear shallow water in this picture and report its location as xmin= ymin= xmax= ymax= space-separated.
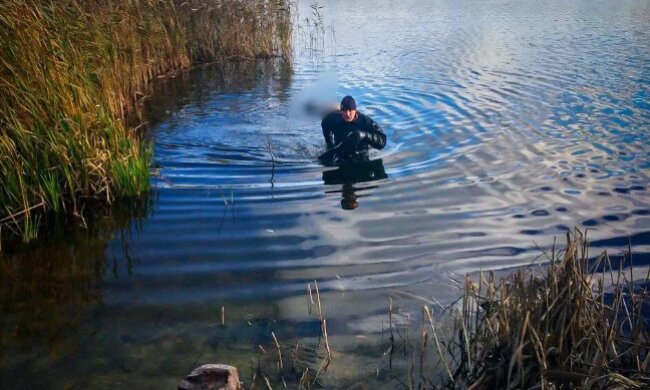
xmin=2 ymin=0 xmax=650 ymax=388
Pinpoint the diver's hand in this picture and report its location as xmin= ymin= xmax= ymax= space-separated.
xmin=341 ymin=131 xmax=371 ymax=154
xmin=338 ymin=132 xmax=361 ymax=155
xmin=353 ymin=131 xmax=367 ymax=143
xmin=352 ymin=130 xmax=384 ymax=147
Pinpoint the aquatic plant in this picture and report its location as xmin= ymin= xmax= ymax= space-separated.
xmin=392 ymin=229 xmax=649 ymax=389
xmin=0 ymin=0 xmax=292 ymax=242
xmin=240 ymin=281 xmax=332 ymax=389
xmin=295 ymin=1 xmax=335 ymax=59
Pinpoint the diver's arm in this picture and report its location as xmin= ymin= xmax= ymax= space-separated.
xmin=359 ymin=117 xmax=386 ymax=150
xmin=321 ymin=118 xmax=336 ymax=149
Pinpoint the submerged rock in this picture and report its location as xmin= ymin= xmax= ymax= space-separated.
xmin=178 ymin=364 xmax=240 ymax=390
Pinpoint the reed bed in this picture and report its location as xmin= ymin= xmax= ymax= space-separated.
xmin=398 ymin=229 xmax=649 ymax=389
xmin=0 ymin=0 xmax=292 ymax=241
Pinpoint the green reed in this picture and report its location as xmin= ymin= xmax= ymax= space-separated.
xmin=0 ymin=0 xmax=292 ymax=242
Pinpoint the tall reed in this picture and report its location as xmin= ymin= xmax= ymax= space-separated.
xmin=407 ymin=229 xmax=649 ymax=389
xmin=0 ymin=0 xmax=292 ymax=241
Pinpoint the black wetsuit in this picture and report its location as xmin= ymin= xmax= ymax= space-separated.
xmin=321 ymin=111 xmax=387 ymax=162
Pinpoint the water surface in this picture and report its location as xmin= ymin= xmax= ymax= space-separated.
xmin=2 ymin=0 xmax=649 ymax=388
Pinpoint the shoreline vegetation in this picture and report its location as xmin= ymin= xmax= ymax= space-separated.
xmin=250 ymin=230 xmax=648 ymax=389
xmin=428 ymin=229 xmax=648 ymax=389
xmin=0 ymin=0 xmax=292 ymax=243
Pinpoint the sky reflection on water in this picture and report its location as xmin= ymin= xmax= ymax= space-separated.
xmin=1 ymin=0 xmax=649 ymax=388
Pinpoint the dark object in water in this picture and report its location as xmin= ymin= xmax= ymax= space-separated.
xmin=178 ymin=364 xmax=240 ymax=390
xmin=340 ymin=183 xmax=360 ymax=210
xmin=322 ymin=159 xmax=387 ymax=210
xmin=318 ymin=140 xmax=384 ymax=166
xmin=322 ymin=158 xmax=387 ymax=186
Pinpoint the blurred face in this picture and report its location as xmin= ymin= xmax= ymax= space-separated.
xmin=341 ymin=109 xmax=356 ymax=122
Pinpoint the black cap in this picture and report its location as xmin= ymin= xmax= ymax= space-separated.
xmin=340 ymin=95 xmax=356 ymax=110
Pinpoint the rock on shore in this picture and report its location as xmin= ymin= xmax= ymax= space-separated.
xmin=178 ymin=364 xmax=240 ymax=390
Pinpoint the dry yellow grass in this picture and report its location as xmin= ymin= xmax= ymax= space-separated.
xmin=424 ymin=229 xmax=650 ymax=389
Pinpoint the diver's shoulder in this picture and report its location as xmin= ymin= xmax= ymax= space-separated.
xmin=356 ymin=112 xmax=376 ymax=124
xmin=322 ymin=110 xmax=342 ymax=124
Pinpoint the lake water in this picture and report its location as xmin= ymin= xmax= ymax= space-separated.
xmin=2 ymin=0 xmax=649 ymax=388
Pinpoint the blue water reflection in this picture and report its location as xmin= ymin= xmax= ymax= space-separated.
xmin=1 ymin=0 xmax=649 ymax=387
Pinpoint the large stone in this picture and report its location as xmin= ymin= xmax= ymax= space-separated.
xmin=178 ymin=364 xmax=240 ymax=390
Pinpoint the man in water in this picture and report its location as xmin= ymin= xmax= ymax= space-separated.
xmin=320 ymin=96 xmax=386 ymax=164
